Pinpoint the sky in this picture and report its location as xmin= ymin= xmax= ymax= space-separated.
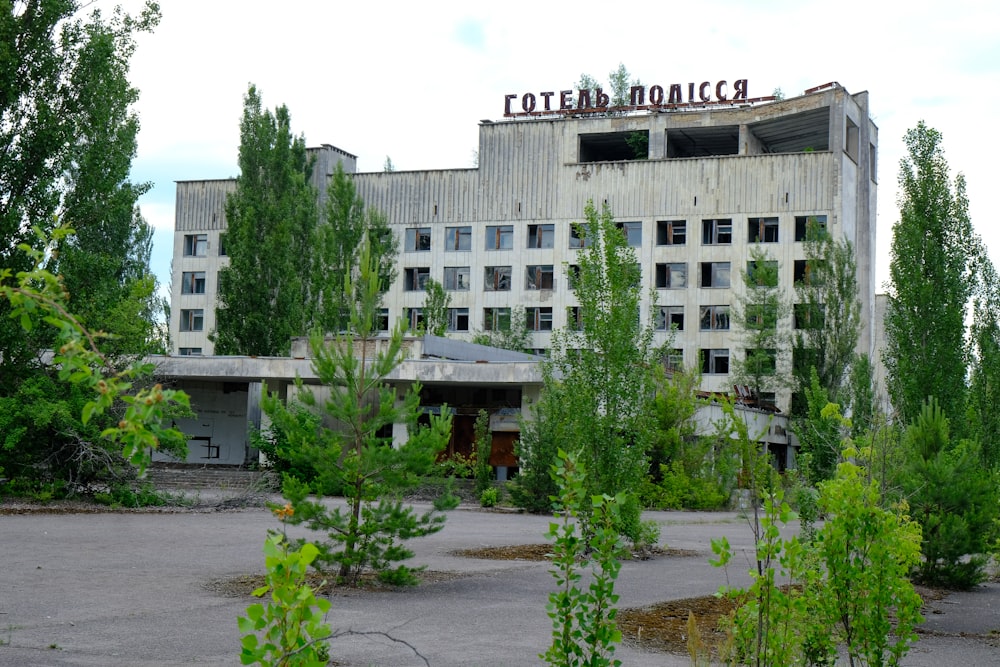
xmin=115 ymin=0 xmax=1000 ymax=298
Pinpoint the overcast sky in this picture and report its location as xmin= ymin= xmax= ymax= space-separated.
xmin=117 ymin=0 xmax=1000 ymax=297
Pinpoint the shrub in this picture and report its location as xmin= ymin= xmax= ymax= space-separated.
xmin=479 ymin=486 xmax=499 ymax=508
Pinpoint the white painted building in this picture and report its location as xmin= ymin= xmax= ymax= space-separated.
xmin=170 ymin=82 xmax=877 ymax=414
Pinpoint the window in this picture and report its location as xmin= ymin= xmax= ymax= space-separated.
xmin=794 ymin=215 xmax=828 ymax=242
xmin=579 ymin=130 xmax=649 ymax=161
xmin=845 ymin=116 xmax=859 ymax=162
xmin=527 ymin=224 xmax=555 ymax=249
xmin=700 ymin=305 xmax=730 ymax=331
xmin=567 ymin=306 xmax=583 ymax=331
xmin=179 ymin=309 xmax=204 ymax=332
xmin=794 ymin=259 xmax=825 ymax=285
xmin=444 ymin=266 xmax=471 ymax=291
xmin=447 ymin=308 xmax=469 ymax=332
xmin=701 ymin=348 xmax=730 ymax=374
xmin=525 ymin=265 xmax=555 ymax=290
xmin=569 ymin=223 xmax=592 ymax=249
xmin=746 ymin=304 xmax=779 ymax=330
xmin=794 ymin=303 xmax=825 ymax=330
xmin=484 ymin=266 xmax=511 ymax=291
xmin=655 ymin=263 xmax=688 ymax=288
xmin=746 ymin=260 xmax=779 ymax=287
xmin=403 ymin=267 xmax=430 ymax=291
xmin=404 ymin=308 xmax=424 ymax=331
xmin=748 ymin=217 xmax=779 ymax=243
xmin=655 ymin=306 xmax=684 ymax=331
xmin=664 ymin=348 xmax=684 ymax=371
xmin=526 ymin=307 xmax=553 ymax=331
xmin=567 ymin=265 xmax=581 ymax=291
xmin=218 ymin=233 xmax=227 ymax=256
xmin=656 ymin=220 xmax=686 ymax=246
xmin=181 ymin=271 xmax=206 ymax=294
xmin=702 ymin=219 xmax=732 ymax=245
xmin=183 ymin=234 xmax=207 ymax=257
xmin=178 ymin=347 xmax=202 ymax=356
xmin=745 ymin=348 xmax=777 ymax=375
xmin=616 ymin=221 xmax=642 ymax=247
xmin=445 ymin=226 xmax=471 ymax=251
xmin=483 ymin=307 xmax=511 ymax=331
xmin=485 ymin=225 xmax=513 ymax=250
xmin=375 ymin=308 xmax=389 ymax=332
xmin=700 ymin=262 xmax=731 ymax=288
xmin=404 ymin=227 xmax=431 ymax=252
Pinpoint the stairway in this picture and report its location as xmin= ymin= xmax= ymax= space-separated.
xmin=145 ymin=463 xmax=278 ymax=491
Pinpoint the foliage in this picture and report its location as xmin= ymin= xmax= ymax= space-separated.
xmin=847 ymin=353 xmax=878 ymax=440
xmin=542 ymin=450 xmax=624 ymax=667
xmin=639 ymin=461 xmax=727 ymax=510
xmin=732 ymin=245 xmax=790 ymax=402
xmin=214 ymin=85 xmax=317 ymax=356
xmin=794 ymin=368 xmax=844 ymax=484
xmin=885 ymin=121 xmax=978 ymax=429
xmin=479 ymin=486 xmax=499 ymax=508
xmin=251 ymin=404 xmax=329 ymax=491
xmin=421 ymin=277 xmax=450 ymax=336
xmin=968 ymin=258 xmax=1000 ymax=468
xmin=792 ymin=218 xmax=862 ymax=413
xmin=471 ymin=306 xmax=531 ymax=352
xmin=262 ymin=238 xmax=451 ymax=584
xmin=516 ymin=201 xmax=656 ymax=534
xmin=898 ymin=398 xmax=999 ymax=588
xmin=473 ymin=408 xmax=494 ymax=495
xmin=238 ymin=533 xmax=332 ymax=666
xmin=311 ymin=162 xmax=397 ymax=335
xmin=0 ymin=227 xmax=189 ymax=484
xmin=431 ymin=477 xmax=461 ymax=511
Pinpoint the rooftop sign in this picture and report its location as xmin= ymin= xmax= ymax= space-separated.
xmin=504 ymin=80 xmax=753 ymax=117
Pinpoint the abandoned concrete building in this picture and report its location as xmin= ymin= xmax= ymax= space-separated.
xmin=165 ymin=81 xmax=878 ymax=470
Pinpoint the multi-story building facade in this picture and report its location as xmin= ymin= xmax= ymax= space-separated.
xmin=170 ymin=82 xmax=877 ymax=413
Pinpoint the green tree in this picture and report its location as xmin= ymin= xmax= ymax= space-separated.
xmin=214 ymin=85 xmax=317 ymax=356
xmin=1 ymin=1 xmax=161 ymax=371
xmin=968 ymin=258 xmax=1000 ymax=468
xmin=263 ymin=238 xmax=452 ymax=585
xmin=421 ymin=278 xmax=449 ymax=336
xmin=885 ymin=122 xmax=978 ymax=428
xmin=514 ymin=201 xmax=656 ymax=535
xmin=792 ymin=221 xmax=861 ymax=413
xmin=311 ymin=162 xmax=396 ymax=335
xmin=471 ymin=306 xmax=531 ymax=352
xmin=732 ymin=246 xmax=790 ymax=403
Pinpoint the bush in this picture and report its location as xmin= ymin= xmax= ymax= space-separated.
xmin=479 ymin=486 xmax=499 ymax=508
xmin=639 ymin=462 xmax=727 ymax=510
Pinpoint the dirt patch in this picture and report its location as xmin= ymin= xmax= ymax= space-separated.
xmin=205 ymin=569 xmax=470 ymax=598
xmin=452 ymin=543 xmax=701 ymax=561
xmin=619 ymin=594 xmax=737 ymax=656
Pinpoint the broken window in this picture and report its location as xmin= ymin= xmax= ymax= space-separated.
xmin=375 ymin=308 xmax=389 ymax=332
xmin=748 ymin=217 xmax=779 ymax=243
xmin=178 ymin=347 xmax=202 ymax=356
xmin=664 ymin=348 xmax=684 ymax=371
xmin=567 ymin=306 xmax=583 ymax=331
xmin=655 ymin=263 xmax=688 ymax=289
xmin=794 ymin=215 xmax=828 ymax=242
xmin=447 ymin=308 xmax=469 ymax=332
xmin=700 ymin=305 xmax=730 ymax=331
xmin=483 ymin=307 xmax=511 ymax=331
xmin=526 ymin=307 xmax=553 ymax=331
xmin=183 ymin=234 xmax=207 ymax=257
xmin=218 ymin=233 xmax=227 ymax=256
xmin=794 ymin=259 xmax=826 ymax=286
xmin=655 ymin=306 xmax=684 ymax=331
xmin=485 ymin=225 xmax=513 ymax=250
xmin=484 ymin=266 xmax=511 ymax=291
xmin=566 ymin=264 xmax=581 ymax=291
xmin=527 ymin=224 xmax=555 ymax=249
xmin=404 ymin=227 xmax=431 ymax=252
xmin=444 ymin=266 xmax=471 ymax=291
xmin=403 ymin=267 xmax=430 ymax=291
xmin=179 ymin=309 xmax=204 ymax=332
xmin=700 ymin=262 xmax=731 ymax=288
xmin=445 ymin=226 xmax=472 ymax=251
xmin=404 ymin=308 xmax=424 ymax=332
xmin=181 ymin=271 xmax=206 ymax=294
xmin=525 ymin=265 xmax=555 ymax=290
xmin=579 ymin=130 xmax=649 ymax=162
xmin=702 ymin=219 xmax=732 ymax=245
xmin=656 ymin=220 xmax=686 ymax=246
xmin=616 ymin=221 xmax=642 ymax=247
xmin=701 ymin=348 xmax=730 ymax=374
xmin=569 ymin=223 xmax=592 ymax=249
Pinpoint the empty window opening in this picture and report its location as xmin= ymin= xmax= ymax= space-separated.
xmin=405 ymin=308 xmax=424 ymax=332
xmin=702 ymin=219 xmax=732 ymax=245
xmin=794 ymin=215 xmax=828 ymax=242
xmin=484 ymin=266 xmax=511 ymax=291
xmin=794 ymin=259 xmax=826 ymax=286
xmin=567 ymin=306 xmax=583 ymax=331
xmin=525 ymin=265 xmax=555 ymax=290
xmin=745 ymin=348 xmax=777 ymax=375
xmin=700 ymin=262 xmax=731 ymax=288
xmin=655 ymin=263 xmax=688 ymax=289
xmin=526 ymin=307 xmax=553 ymax=331
xmin=746 ymin=260 xmax=779 ymax=287
xmin=178 ymin=347 xmax=202 ymax=356
xmin=666 ymin=125 xmax=739 ymax=158
xmin=701 ymin=348 xmax=730 ymax=374
xmin=375 ymin=308 xmax=389 ymax=332
xmin=616 ymin=221 xmax=642 ymax=247
xmin=700 ymin=305 xmax=730 ymax=331
xmin=483 ymin=307 xmax=511 ymax=331
xmin=183 ymin=234 xmax=207 ymax=257
xmin=181 ymin=271 xmax=206 ymax=294
xmin=180 ymin=309 xmax=204 ymax=332
xmin=748 ymin=217 xmax=779 ymax=243
xmin=664 ymin=348 xmax=684 ymax=371
xmin=527 ymin=224 xmax=555 ymax=249
xmin=447 ymin=308 xmax=469 ymax=332
xmin=569 ymin=223 xmax=592 ymax=249
xmin=403 ymin=267 xmax=430 ymax=291
xmin=745 ymin=304 xmax=779 ymax=330
xmin=579 ymin=130 xmax=649 ymax=162
xmin=655 ymin=306 xmax=684 ymax=331
xmin=794 ymin=303 xmax=826 ymax=330
xmin=656 ymin=220 xmax=686 ymax=246
xmin=845 ymin=116 xmax=860 ymax=163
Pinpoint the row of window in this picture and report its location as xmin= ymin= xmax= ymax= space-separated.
xmin=397 ymin=216 xmax=827 ymax=254
xmin=403 ymin=260 xmax=820 ymax=292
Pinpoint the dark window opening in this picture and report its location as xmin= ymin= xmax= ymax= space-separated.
xmin=579 ymin=130 xmax=649 ymax=162
xmin=794 ymin=215 xmax=828 ymax=242
xmin=656 ymin=220 xmax=686 ymax=245
xmin=748 ymin=217 xmax=779 ymax=243
xmin=666 ymin=125 xmax=739 ymax=158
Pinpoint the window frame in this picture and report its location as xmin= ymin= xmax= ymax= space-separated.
xmin=655 ymin=262 xmax=688 ymax=289
xmin=656 ymin=220 xmax=687 ymax=246
xmin=701 ymin=348 xmax=730 ymax=374
xmin=447 ymin=307 xmax=470 ymax=332
xmin=404 ymin=227 xmax=432 ymax=252
xmin=485 ymin=225 xmax=514 ymax=250
xmin=403 ymin=267 xmax=430 ymax=291
xmin=484 ymin=266 xmax=512 ymax=291
xmin=527 ymin=223 xmax=555 ymax=249
xmin=443 ymin=266 xmax=471 ymax=291
xmin=525 ymin=265 xmax=555 ymax=290
xmin=183 ymin=234 xmax=208 ymax=257
xmin=181 ymin=271 xmax=206 ymax=295
xmin=616 ymin=221 xmax=642 ymax=247
xmin=699 ymin=305 xmax=731 ymax=331
xmin=445 ymin=226 xmax=472 ymax=251
xmin=748 ymin=217 xmax=779 ymax=243
xmin=655 ymin=305 xmax=684 ymax=331
xmin=179 ymin=308 xmax=204 ymax=332
xmin=483 ymin=307 xmax=512 ymax=331
xmin=701 ymin=219 xmax=732 ymax=245
xmin=700 ymin=261 xmax=731 ymax=288
xmin=526 ymin=306 xmax=554 ymax=331
xmin=794 ymin=215 xmax=828 ymax=242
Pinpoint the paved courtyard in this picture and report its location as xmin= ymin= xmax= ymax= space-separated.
xmin=0 ymin=496 xmax=996 ymax=666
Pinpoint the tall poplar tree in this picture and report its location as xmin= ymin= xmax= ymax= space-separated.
xmin=214 ymin=85 xmax=318 ymax=356
xmin=884 ymin=122 xmax=977 ymax=427
xmin=732 ymin=246 xmax=790 ymax=403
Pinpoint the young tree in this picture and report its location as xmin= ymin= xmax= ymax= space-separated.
xmin=732 ymin=246 xmax=790 ymax=404
xmin=311 ymin=162 xmax=397 ymax=335
xmin=263 ymin=237 xmax=452 ymax=585
xmin=471 ymin=306 xmax=531 ymax=352
xmin=214 ymin=85 xmax=318 ymax=356
xmin=421 ymin=278 xmax=450 ymax=336
xmin=792 ymin=221 xmax=862 ymax=412
xmin=884 ymin=122 xmax=978 ymax=428
xmin=514 ymin=201 xmax=657 ymax=535
xmin=968 ymin=258 xmax=1000 ymax=468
